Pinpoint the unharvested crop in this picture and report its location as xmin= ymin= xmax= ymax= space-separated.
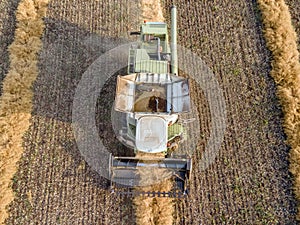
xmin=257 ymin=0 xmax=300 ymax=220
xmin=0 ymin=0 xmax=48 ymax=224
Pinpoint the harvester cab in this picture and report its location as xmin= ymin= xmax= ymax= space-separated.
xmin=110 ymin=6 xmax=192 ymax=198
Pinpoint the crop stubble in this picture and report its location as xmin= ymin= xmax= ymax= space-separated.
xmin=4 ymin=0 xmax=298 ymax=224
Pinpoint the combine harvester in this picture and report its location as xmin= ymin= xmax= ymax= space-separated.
xmin=110 ymin=6 xmax=192 ymax=198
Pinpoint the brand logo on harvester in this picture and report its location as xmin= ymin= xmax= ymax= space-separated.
xmin=72 ymin=40 xmax=227 ymax=186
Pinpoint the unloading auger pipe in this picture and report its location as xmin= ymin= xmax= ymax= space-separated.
xmin=155 ymin=37 xmax=161 ymax=60
xmin=171 ymin=5 xmax=178 ymax=75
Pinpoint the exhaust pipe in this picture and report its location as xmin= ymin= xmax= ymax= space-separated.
xmin=171 ymin=5 xmax=178 ymax=75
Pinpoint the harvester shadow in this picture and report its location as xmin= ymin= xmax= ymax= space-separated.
xmin=27 ymin=17 xmax=136 ymax=216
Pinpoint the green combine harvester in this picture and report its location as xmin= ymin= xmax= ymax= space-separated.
xmin=110 ymin=6 xmax=192 ymax=198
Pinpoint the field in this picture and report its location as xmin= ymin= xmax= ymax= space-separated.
xmin=1 ymin=0 xmax=300 ymax=224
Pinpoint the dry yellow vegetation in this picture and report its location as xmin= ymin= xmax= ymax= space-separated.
xmin=140 ymin=0 xmax=165 ymax=22
xmin=257 ymin=0 xmax=300 ymax=220
xmin=0 ymin=0 xmax=48 ymax=224
xmin=133 ymin=178 xmax=174 ymax=225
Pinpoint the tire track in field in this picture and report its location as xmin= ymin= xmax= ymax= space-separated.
xmin=0 ymin=0 xmax=48 ymax=224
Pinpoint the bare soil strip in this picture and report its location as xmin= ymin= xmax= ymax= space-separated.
xmin=257 ymin=0 xmax=300 ymax=220
xmin=0 ymin=0 xmax=48 ymax=224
